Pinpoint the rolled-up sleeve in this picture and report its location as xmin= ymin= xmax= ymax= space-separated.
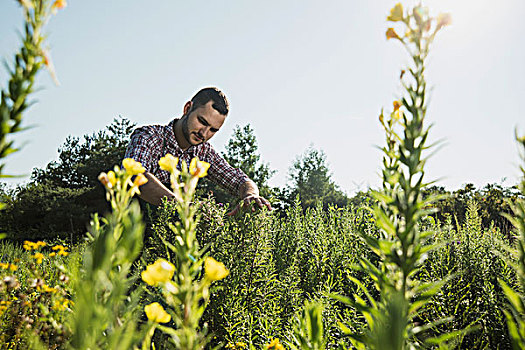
xmin=203 ymin=147 xmax=249 ymax=197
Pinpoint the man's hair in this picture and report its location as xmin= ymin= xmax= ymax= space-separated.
xmin=190 ymin=87 xmax=229 ymax=116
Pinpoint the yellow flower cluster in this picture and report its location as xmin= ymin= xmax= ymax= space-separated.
xmin=144 ymin=302 xmax=171 ymax=323
xmin=32 ymin=252 xmax=45 ymax=264
xmin=158 ymin=154 xmax=210 ymax=178
xmin=0 ymin=300 xmax=11 ymax=315
xmin=204 ymin=257 xmax=229 ymax=281
xmin=23 ymin=240 xmax=46 ymax=251
xmin=38 ymin=284 xmax=58 ymax=293
xmin=141 ymin=259 xmax=175 ymax=286
xmin=50 ymin=244 xmax=69 ymax=257
xmin=52 ymin=0 xmax=67 ymax=11
xmin=0 ymin=263 xmax=17 ymax=271
xmin=52 ymin=298 xmax=73 ymax=311
xmin=265 ymin=338 xmax=284 ymax=350
xmin=123 ymin=158 xmax=145 ymax=175
xmin=189 ymin=157 xmax=210 ymax=178
xmin=99 ymin=158 xmax=147 ymax=186
xmin=158 ymin=153 xmax=179 ymax=173
xmin=226 ymin=342 xmax=247 ymax=349
xmin=385 ymin=3 xmax=451 ymax=42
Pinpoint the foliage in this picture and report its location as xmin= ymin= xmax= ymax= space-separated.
xmin=31 ymin=117 xmax=135 ymax=189
xmin=0 ymin=240 xmax=75 ymax=349
xmin=285 ymin=146 xmax=349 ymax=210
xmin=423 ymin=183 xmax=521 ymax=238
xmin=0 ymin=0 xmax=64 ymax=179
xmin=190 ymin=198 xmax=369 ymax=348
xmin=68 ymin=158 xmax=146 ymax=349
xmin=336 ymin=4 xmax=453 ymax=349
xmin=500 ymin=134 xmax=525 ymax=349
xmin=140 ymin=154 xmax=231 ymax=349
xmin=419 ymin=202 xmax=514 ymax=348
xmin=0 ymin=117 xmax=135 ymax=241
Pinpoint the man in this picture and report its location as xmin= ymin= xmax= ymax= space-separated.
xmin=124 ymin=87 xmax=272 ymax=215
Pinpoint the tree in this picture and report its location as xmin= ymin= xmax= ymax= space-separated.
xmin=31 ymin=117 xmax=135 ymax=188
xmin=198 ymin=124 xmax=275 ymax=204
xmin=1 ymin=117 xmax=136 ymax=241
xmin=286 ymin=146 xmax=349 ymax=209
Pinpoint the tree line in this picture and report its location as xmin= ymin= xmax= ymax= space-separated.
xmin=0 ymin=117 xmax=521 ymax=241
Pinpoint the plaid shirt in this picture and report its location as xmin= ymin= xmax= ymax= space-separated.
xmin=124 ymin=119 xmax=249 ymax=196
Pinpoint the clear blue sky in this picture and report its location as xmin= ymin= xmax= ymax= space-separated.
xmin=1 ymin=0 xmax=524 ymax=193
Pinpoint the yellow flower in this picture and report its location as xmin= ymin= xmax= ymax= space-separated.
xmin=158 ymin=153 xmax=179 ymax=172
xmin=189 ymin=157 xmax=210 ymax=178
xmin=32 ymin=252 xmax=44 ymax=264
xmin=98 ymin=172 xmax=110 ymax=186
xmin=107 ymin=171 xmax=117 ymax=188
xmin=436 ymin=13 xmax=452 ymax=30
xmin=52 ymin=245 xmax=67 ymax=251
xmin=0 ymin=263 xmax=18 ymax=271
xmin=23 ymin=241 xmax=37 ymax=251
xmin=52 ymin=0 xmax=67 ymax=10
xmin=144 ymin=302 xmax=171 ymax=323
xmin=141 ymin=259 xmax=175 ymax=286
xmin=393 ymin=100 xmax=402 ymax=112
xmin=39 ymin=284 xmax=58 ymax=293
xmin=49 ymin=252 xmax=56 ymax=257
xmin=387 ymin=3 xmax=403 ymax=22
xmin=35 ymin=241 xmax=47 ymax=248
xmin=235 ymin=342 xmax=247 ymax=349
xmin=58 ymin=250 xmax=69 ymax=256
xmin=204 ymin=257 xmax=229 ymax=281
xmin=265 ymin=338 xmax=284 ymax=350
xmin=122 ymin=158 xmax=145 ymax=176
xmin=133 ymin=173 xmax=148 ymax=187
xmin=386 ymin=28 xmax=400 ymax=40
xmin=393 ymin=109 xmax=403 ymax=121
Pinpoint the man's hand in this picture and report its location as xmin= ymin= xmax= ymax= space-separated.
xmin=227 ymin=194 xmax=272 ymax=216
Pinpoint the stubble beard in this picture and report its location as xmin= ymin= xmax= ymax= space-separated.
xmin=181 ymin=114 xmax=192 ymax=145
xmin=181 ymin=114 xmax=204 ymax=146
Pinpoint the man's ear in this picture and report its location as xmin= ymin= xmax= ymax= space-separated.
xmin=183 ymin=101 xmax=193 ymax=115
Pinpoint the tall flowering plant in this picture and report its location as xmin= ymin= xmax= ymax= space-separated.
xmin=68 ymin=158 xmax=147 ymax=349
xmin=500 ymin=134 xmax=525 ymax=349
xmin=141 ymin=154 xmax=230 ymax=349
xmin=335 ymin=3 xmax=453 ymax=349
xmin=0 ymin=0 xmax=66 ymax=179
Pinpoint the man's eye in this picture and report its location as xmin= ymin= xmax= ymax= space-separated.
xmin=198 ymin=117 xmax=208 ymax=126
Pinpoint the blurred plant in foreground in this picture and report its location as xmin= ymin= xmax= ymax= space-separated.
xmin=335 ymin=3 xmax=453 ymax=349
xmin=141 ymin=154 xmax=230 ymax=349
xmin=0 ymin=240 xmax=72 ymax=349
xmin=500 ymin=134 xmax=525 ymax=349
xmin=68 ymin=158 xmax=147 ymax=349
xmin=0 ymin=0 xmax=65 ymax=180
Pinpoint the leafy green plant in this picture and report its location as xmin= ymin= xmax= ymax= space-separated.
xmin=335 ymin=3 xmax=453 ymax=349
xmin=68 ymin=158 xmax=147 ymax=349
xmin=0 ymin=0 xmax=65 ymax=179
xmin=500 ymin=134 xmax=525 ymax=349
xmin=419 ymin=202 xmax=513 ymax=348
xmin=0 ymin=240 xmax=75 ymax=349
xmin=289 ymin=301 xmax=326 ymax=350
xmin=140 ymin=154 xmax=230 ymax=349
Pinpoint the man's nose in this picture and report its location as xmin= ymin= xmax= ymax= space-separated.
xmin=200 ymin=127 xmax=211 ymax=139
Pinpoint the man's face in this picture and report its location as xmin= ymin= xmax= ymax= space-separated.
xmin=181 ymin=100 xmax=226 ymax=146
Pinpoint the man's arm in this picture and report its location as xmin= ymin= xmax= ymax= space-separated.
xmin=138 ymin=172 xmax=176 ymax=206
xmin=227 ymin=179 xmax=272 ymax=215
